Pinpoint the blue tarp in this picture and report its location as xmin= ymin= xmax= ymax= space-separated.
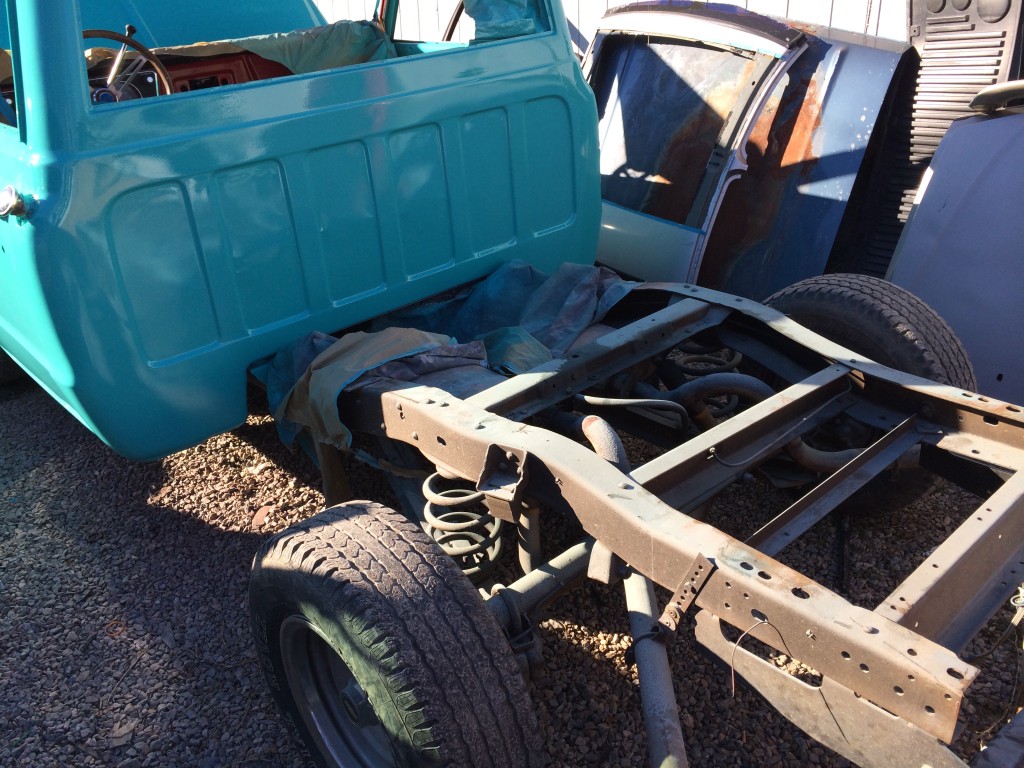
xmin=464 ymin=0 xmax=542 ymax=41
xmin=268 ymin=261 xmax=637 ymax=449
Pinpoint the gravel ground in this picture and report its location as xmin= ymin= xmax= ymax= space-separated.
xmin=1 ymin=376 xmax=1018 ymax=767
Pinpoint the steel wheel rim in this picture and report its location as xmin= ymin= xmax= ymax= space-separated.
xmin=280 ymin=616 xmax=395 ymax=767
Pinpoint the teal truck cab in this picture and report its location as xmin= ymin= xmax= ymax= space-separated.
xmin=0 ymin=0 xmax=599 ymax=460
xmin=5 ymin=2 xmax=1024 ymax=768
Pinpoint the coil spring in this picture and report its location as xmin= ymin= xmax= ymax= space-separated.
xmin=422 ymin=472 xmax=504 ymax=582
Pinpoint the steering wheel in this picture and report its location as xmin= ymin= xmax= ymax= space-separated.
xmin=83 ymin=28 xmax=173 ymax=102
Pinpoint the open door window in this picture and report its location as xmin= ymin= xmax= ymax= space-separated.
xmin=593 ymin=33 xmax=770 ymax=229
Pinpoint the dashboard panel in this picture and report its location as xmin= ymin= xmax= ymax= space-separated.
xmin=162 ymin=51 xmax=293 ymax=93
xmin=85 ymin=50 xmax=294 ymax=101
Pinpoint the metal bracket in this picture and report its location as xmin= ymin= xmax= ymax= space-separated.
xmin=659 ymin=553 xmax=715 ymax=633
xmin=477 ymin=444 xmax=529 ymax=507
xmin=624 ymin=622 xmax=673 ymax=667
xmin=491 ymin=588 xmax=543 ymax=681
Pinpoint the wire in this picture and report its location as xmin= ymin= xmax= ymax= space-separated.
xmin=730 ymin=617 xmax=770 ymax=697
xmin=708 ymin=384 xmax=851 ymax=469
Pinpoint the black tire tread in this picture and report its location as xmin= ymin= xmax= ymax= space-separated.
xmin=765 ymin=273 xmax=976 ymax=391
xmin=251 ymin=501 xmax=543 ymax=768
xmin=765 ymin=274 xmax=977 ymax=512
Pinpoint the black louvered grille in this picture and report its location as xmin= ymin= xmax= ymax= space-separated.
xmin=853 ymin=1 xmax=1021 ymax=277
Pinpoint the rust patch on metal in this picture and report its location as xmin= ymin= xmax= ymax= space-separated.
xmin=698 ymin=65 xmax=826 ymax=290
xmin=643 ymin=60 xmax=759 ymax=224
xmin=780 ymin=76 xmax=824 ymax=177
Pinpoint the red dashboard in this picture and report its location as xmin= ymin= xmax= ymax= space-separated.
xmin=162 ymin=51 xmax=293 ymax=92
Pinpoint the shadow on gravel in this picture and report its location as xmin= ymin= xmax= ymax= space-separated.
xmin=0 ymin=382 xmax=309 ymax=767
xmin=229 ymin=417 xmax=324 ymax=493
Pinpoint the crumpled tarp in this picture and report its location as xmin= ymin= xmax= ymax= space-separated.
xmin=235 ymin=19 xmax=396 ymax=74
xmin=464 ymin=0 xmax=543 ymax=41
xmin=375 ymin=260 xmax=634 ymax=359
xmin=269 ymin=261 xmax=637 ymax=449
xmin=89 ymin=20 xmax=395 ymax=79
xmin=270 ymin=327 xmax=460 ymax=448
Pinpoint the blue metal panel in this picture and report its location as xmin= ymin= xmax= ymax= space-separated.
xmin=715 ymin=34 xmax=909 ymax=299
xmin=306 ymin=141 xmax=389 ymax=303
xmin=888 ymin=108 xmax=1024 ymax=403
xmin=523 ymin=96 xmax=576 ymax=233
xmin=389 ymin=123 xmax=457 ymax=277
xmin=461 ymin=108 xmax=517 ymax=255
xmin=215 ymin=161 xmax=311 ymax=332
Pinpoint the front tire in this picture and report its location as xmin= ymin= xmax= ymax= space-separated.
xmin=250 ymin=501 xmax=544 ymax=768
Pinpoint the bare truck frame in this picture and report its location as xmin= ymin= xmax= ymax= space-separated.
xmin=257 ymin=278 xmax=1024 ymax=768
xmin=4 ymin=1 xmax=1023 ymax=765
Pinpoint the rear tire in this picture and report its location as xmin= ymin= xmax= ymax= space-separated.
xmin=250 ymin=501 xmax=544 ymax=768
xmin=764 ymin=273 xmax=975 ymax=391
xmin=765 ymin=274 xmax=976 ymax=511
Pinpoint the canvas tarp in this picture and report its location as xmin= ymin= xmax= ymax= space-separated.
xmin=268 ymin=261 xmax=637 ymax=449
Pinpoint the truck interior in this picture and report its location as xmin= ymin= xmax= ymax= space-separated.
xmin=0 ymin=0 xmax=549 ymax=122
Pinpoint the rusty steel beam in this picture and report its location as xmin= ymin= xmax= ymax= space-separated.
xmin=467 ymin=298 xmax=731 ymax=419
xmin=628 ymin=365 xmax=852 ymax=510
xmin=694 ymin=611 xmax=969 ymax=768
xmin=875 ymin=469 xmax=1024 ymax=651
xmin=358 ymin=287 xmax=1024 ymax=758
xmin=379 ymin=382 xmax=975 ymax=743
xmin=746 ymin=415 xmax=923 ymax=555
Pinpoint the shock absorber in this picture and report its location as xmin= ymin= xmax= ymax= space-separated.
xmin=421 ymin=472 xmax=504 ymax=582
